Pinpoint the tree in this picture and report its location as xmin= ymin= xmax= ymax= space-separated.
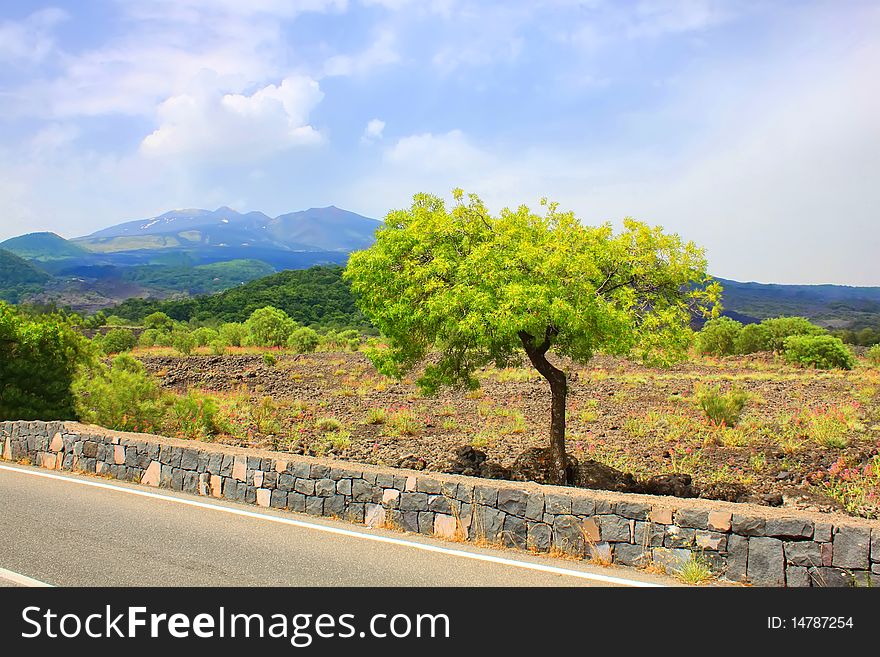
xmin=735 ymin=322 xmax=771 ymax=354
xmin=245 ymin=306 xmax=297 ymax=347
xmin=0 ymin=301 xmax=94 ymax=420
xmin=143 ymin=311 xmax=175 ymax=332
xmin=345 ymin=191 xmax=718 ymax=484
xmin=288 ymin=326 xmax=319 ymax=353
xmin=97 ymin=327 xmax=136 ymax=354
xmin=760 ymin=316 xmax=824 ymax=352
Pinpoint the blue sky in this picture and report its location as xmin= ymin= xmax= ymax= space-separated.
xmin=0 ymin=0 xmax=878 ymax=284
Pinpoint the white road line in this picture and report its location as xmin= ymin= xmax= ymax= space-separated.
xmin=0 ymin=463 xmax=665 ymax=588
xmin=0 ymin=566 xmax=53 ymax=587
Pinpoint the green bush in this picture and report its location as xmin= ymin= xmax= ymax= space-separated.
xmin=0 ymin=302 xmax=94 ymax=420
xmin=735 ymin=323 xmax=771 ymax=354
xmin=218 ymin=322 xmax=247 ymax=347
xmin=245 ymin=306 xmax=297 ymax=347
xmin=288 ymin=326 xmax=319 ymax=353
xmin=98 ymin=328 xmax=136 ymax=354
xmin=142 ymin=311 xmax=175 ymax=332
xmin=867 ymin=344 xmax=880 ymax=365
xmin=168 ymin=391 xmax=221 ymax=440
xmin=695 ymin=317 xmax=742 ymax=357
xmin=138 ymin=328 xmax=161 ymax=348
xmin=695 ymin=384 xmax=750 ymax=427
xmin=761 ymin=316 xmax=824 ymax=352
xmin=191 ymin=326 xmax=219 ymax=347
xmin=783 ymin=335 xmax=855 ymax=370
xmin=262 ymin=352 xmax=277 ymax=367
xmin=172 ymin=331 xmax=196 ymax=355
xmin=73 ymin=354 xmax=165 ymax=432
xmin=209 ymin=339 xmax=226 ymax=355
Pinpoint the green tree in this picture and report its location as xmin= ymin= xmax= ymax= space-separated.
xmin=288 ymin=326 xmax=319 ymax=353
xmin=735 ymin=322 xmax=771 ymax=354
xmin=783 ymin=335 xmax=855 ymax=370
xmin=760 ymin=316 xmax=824 ymax=352
xmin=97 ymin=327 xmax=136 ymax=354
xmin=345 ymin=191 xmax=717 ymax=484
xmin=0 ymin=301 xmax=94 ymax=420
xmin=218 ymin=322 xmax=247 ymax=347
xmin=695 ymin=316 xmax=742 ymax=356
xmin=142 ymin=311 xmax=175 ymax=332
xmin=172 ymin=331 xmax=196 ymax=355
xmin=245 ymin=306 xmax=297 ymax=347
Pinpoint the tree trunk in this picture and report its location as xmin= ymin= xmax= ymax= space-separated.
xmin=519 ymin=329 xmax=569 ymax=485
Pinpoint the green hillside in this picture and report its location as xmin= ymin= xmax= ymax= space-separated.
xmin=0 ymin=232 xmax=90 ymax=261
xmin=0 ymin=249 xmax=51 ymax=303
xmin=122 ymin=259 xmax=275 ymax=294
xmin=112 ymin=265 xmax=372 ymax=331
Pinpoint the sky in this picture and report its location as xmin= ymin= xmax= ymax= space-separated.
xmin=0 ymin=0 xmax=878 ymax=285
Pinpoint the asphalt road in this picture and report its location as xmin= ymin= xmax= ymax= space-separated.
xmin=0 ymin=463 xmax=676 ymax=587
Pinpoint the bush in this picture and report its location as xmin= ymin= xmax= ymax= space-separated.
xmin=138 ymin=328 xmax=161 ymax=348
xmin=218 ymin=322 xmax=247 ymax=347
xmin=245 ymin=306 xmax=297 ymax=347
xmin=209 ymin=340 xmax=226 ymax=355
xmin=695 ymin=317 xmax=742 ymax=357
xmin=262 ymin=352 xmax=277 ymax=367
xmin=866 ymin=344 xmax=880 ymax=365
xmin=191 ymin=326 xmax=219 ymax=347
xmin=288 ymin=326 xmax=319 ymax=353
xmin=142 ymin=311 xmax=175 ymax=332
xmin=783 ymin=335 xmax=855 ymax=370
xmin=761 ymin=316 xmax=824 ymax=352
xmin=0 ymin=302 xmax=94 ymax=420
xmin=98 ymin=328 xmax=136 ymax=354
xmin=695 ymin=384 xmax=750 ymax=427
xmin=168 ymin=391 xmax=221 ymax=440
xmin=172 ymin=331 xmax=196 ymax=355
xmin=73 ymin=354 xmax=165 ymax=432
xmin=735 ymin=323 xmax=771 ymax=354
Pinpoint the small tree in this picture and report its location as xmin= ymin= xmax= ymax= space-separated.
xmin=245 ymin=306 xmax=297 ymax=347
xmin=345 ymin=191 xmax=718 ymax=484
xmin=695 ymin=316 xmax=741 ymax=356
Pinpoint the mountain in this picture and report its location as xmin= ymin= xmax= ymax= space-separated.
xmin=0 ymin=232 xmax=90 ymax=261
xmin=72 ymin=205 xmax=380 ymax=255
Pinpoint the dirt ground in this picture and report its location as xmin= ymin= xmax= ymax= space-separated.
xmin=136 ymin=349 xmax=880 ymax=517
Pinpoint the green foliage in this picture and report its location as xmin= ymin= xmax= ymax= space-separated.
xmin=262 ymin=352 xmax=277 ymax=367
xmin=138 ymin=328 xmax=161 ymax=347
xmin=783 ymin=334 xmax=855 ymax=370
xmin=121 ymin=259 xmax=275 ymax=295
xmin=735 ymin=322 xmax=771 ymax=354
xmin=695 ymin=317 xmax=742 ymax=356
xmin=97 ymin=328 xmax=136 ymax=354
xmin=218 ymin=322 xmax=247 ymax=347
xmin=142 ymin=311 xmax=175 ymax=332
xmin=0 ymin=302 xmax=94 ymax=420
xmin=694 ymin=384 xmax=750 ymax=427
xmin=111 ymin=266 xmax=372 ymax=332
xmin=245 ymin=306 xmax=297 ymax=347
xmin=73 ymin=354 xmax=165 ymax=432
xmin=169 ymin=391 xmax=221 ymax=440
xmin=191 ymin=326 xmax=219 ymax=347
xmin=760 ymin=316 xmax=825 ymax=352
xmin=172 ymin=331 xmax=196 ymax=355
xmin=0 ymin=249 xmax=50 ymax=303
xmin=288 ymin=326 xmax=319 ymax=353
xmin=82 ymin=311 xmax=107 ymax=330
xmin=867 ymin=344 xmax=880 ymax=365
xmin=345 ymin=190 xmax=715 ymax=463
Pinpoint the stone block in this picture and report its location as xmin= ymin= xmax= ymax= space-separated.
xmin=747 ymin=537 xmax=785 ymax=586
xmin=784 ymin=541 xmax=822 ymax=567
xmin=766 ymin=517 xmax=813 ymax=539
xmin=497 ymin=488 xmax=528 ymax=517
xmin=527 ymin=523 xmax=551 ymax=552
xmin=707 ymin=511 xmax=732 ymax=532
xmin=256 ymin=489 xmax=271 ymax=507
xmin=832 ymin=526 xmax=871 ymax=569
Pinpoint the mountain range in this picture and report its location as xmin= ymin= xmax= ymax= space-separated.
xmin=0 ymin=205 xmax=380 ymax=311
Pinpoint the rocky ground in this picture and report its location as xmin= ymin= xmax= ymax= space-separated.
xmin=135 ymin=349 xmax=880 ymax=517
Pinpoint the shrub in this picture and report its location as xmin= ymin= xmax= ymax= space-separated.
xmin=218 ymin=322 xmax=247 ymax=347
xmin=866 ymin=344 xmax=880 ymax=365
xmin=138 ymin=328 xmax=161 ymax=348
xmin=288 ymin=326 xmax=319 ymax=353
xmin=142 ymin=311 xmax=175 ymax=332
xmin=209 ymin=340 xmax=226 ymax=355
xmin=98 ymin=328 xmax=136 ymax=354
xmin=246 ymin=306 xmax=297 ymax=347
xmin=315 ymin=416 xmax=342 ymax=431
xmin=169 ymin=391 xmax=221 ymax=440
xmin=761 ymin=316 xmax=824 ymax=352
xmin=73 ymin=354 xmax=165 ymax=432
xmin=735 ymin=323 xmax=771 ymax=354
xmin=0 ymin=302 xmax=94 ymax=420
xmin=172 ymin=331 xmax=196 ymax=355
xmin=694 ymin=384 xmax=750 ymax=427
xmin=695 ymin=317 xmax=742 ymax=357
xmin=191 ymin=326 xmax=219 ymax=347
xmin=262 ymin=352 xmax=277 ymax=367
xmin=783 ymin=335 xmax=855 ymax=370
xmin=365 ymin=407 xmax=387 ymax=425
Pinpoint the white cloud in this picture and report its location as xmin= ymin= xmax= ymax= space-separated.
xmin=361 ymin=118 xmax=386 ymax=142
xmin=0 ymin=7 xmax=67 ymax=63
xmin=323 ymin=30 xmax=399 ymax=76
xmin=141 ymin=76 xmax=324 ymax=161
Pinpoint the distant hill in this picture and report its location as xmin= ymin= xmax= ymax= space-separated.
xmin=0 ymin=249 xmax=51 ymax=303
xmin=112 ymin=265 xmax=372 ymax=331
xmin=0 ymin=232 xmax=90 ymax=261
xmin=717 ymin=278 xmax=880 ymax=329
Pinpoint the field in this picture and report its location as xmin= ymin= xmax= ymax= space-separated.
xmin=131 ymin=347 xmax=880 ymax=519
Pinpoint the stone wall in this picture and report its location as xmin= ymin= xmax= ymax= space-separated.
xmin=3 ymin=420 xmax=879 ymax=587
